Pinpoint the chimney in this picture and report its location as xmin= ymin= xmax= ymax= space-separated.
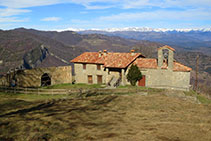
xmin=130 ymin=49 xmax=135 ymax=56
xmin=98 ymin=50 xmax=102 ymax=57
xmin=103 ymin=50 xmax=107 ymax=56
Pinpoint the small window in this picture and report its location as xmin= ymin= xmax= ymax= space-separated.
xmin=88 ymin=75 xmax=93 ymax=84
xmin=83 ymin=64 xmax=86 ymax=70
xmin=97 ymin=64 xmax=101 ymax=70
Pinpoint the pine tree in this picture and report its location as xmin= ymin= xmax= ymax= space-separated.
xmin=126 ymin=64 xmax=142 ymax=86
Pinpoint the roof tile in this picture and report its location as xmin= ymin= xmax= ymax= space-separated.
xmin=158 ymin=45 xmax=176 ymax=51
xmin=71 ymin=52 xmax=143 ymax=68
xmin=71 ymin=51 xmax=192 ymax=72
xmin=134 ymin=58 xmax=157 ymax=69
xmin=134 ymin=58 xmax=192 ymax=72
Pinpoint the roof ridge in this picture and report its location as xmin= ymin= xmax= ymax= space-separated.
xmin=158 ymin=45 xmax=175 ymax=51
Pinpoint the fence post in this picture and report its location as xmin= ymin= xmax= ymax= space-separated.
xmin=38 ymin=88 xmax=39 ymax=95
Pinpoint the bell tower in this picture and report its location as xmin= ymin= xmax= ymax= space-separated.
xmin=158 ymin=45 xmax=175 ymax=70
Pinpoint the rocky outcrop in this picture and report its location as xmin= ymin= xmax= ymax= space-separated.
xmin=23 ymin=45 xmax=49 ymax=69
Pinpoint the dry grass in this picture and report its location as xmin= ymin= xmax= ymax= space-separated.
xmin=0 ymin=92 xmax=211 ymax=141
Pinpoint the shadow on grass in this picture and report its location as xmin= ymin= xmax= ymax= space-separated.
xmin=0 ymin=101 xmax=55 ymax=118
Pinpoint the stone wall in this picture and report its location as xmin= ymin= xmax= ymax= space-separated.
xmin=0 ymin=75 xmax=8 ymax=86
xmin=74 ymin=63 xmax=125 ymax=85
xmin=125 ymin=66 xmax=191 ymax=91
xmin=0 ymin=66 xmax=72 ymax=87
xmin=74 ymin=63 xmax=107 ymax=84
xmin=142 ymin=69 xmax=190 ymax=91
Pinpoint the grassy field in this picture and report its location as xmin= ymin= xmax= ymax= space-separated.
xmin=0 ymin=88 xmax=211 ymax=140
xmin=44 ymin=83 xmax=106 ymax=89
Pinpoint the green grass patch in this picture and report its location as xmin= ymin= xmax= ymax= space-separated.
xmin=147 ymin=88 xmax=165 ymax=94
xmin=197 ymin=95 xmax=211 ymax=104
xmin=184 ymin=90 xmax=211 ymax=104
xmin=118 ymin=85 xmax=148 ymax=90
xmin=44 ymin=83 xmax=106 ymax=89
xmin=183 ymin=90 xmax=198 ymax=96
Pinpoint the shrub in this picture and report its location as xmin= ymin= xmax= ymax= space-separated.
xmin=126 ymin=64 xmax=142 ymax=86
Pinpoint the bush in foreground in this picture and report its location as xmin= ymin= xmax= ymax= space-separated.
xmin=126 ymin=64 xmax=142 ymax=86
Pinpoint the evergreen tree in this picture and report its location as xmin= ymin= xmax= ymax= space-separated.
xmin=126 ymin=64 xmax=142 ymax=86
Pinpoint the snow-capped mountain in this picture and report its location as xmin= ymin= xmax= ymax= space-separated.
xmin=70 ymin=27 xmax=211 ymax=56
xmin=58 ymin=27 xmax=211 ymax=32
xmin=55 ymin=27 xmax=211 ymax=56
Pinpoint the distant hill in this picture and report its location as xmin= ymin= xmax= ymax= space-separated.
xmin=79 ymin=29 xmax=211 ymax=56
xmin=0 ymin=29 xmax=85 ymax=74
xmin=0 ymin=28 xmax=162 ymax=74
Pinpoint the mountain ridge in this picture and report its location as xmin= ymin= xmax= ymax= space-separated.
xmin=76 ymin=28 xmax=211 ymax=56
xmin=57 ymin=27 xmax=211 ymax=32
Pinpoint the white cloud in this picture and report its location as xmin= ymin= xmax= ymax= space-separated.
xmin=41 ymin=17 xmax=61 ymax=22
xmin=120 ymin=0 xmax=211 ymax=9
xmin=0 ymin=0 xmax=210 ymax=9
xmin=0 ymin=0 xmax=210 ymax=26
xmin=0 ymin=8 xmax=30 ymax=23
xmin=0 ymin=0 xmax=61 ymax=9
xmin=0 ymin=17 xmax=28 ymax=22
xmin=83 ymin=4 xmax=114 ymax=10
xmin=64 ymin=8 xmax=211 ymax=29
xmin=0 ymin=8 xmax=31 ymax=17
xmin=162 ymin=0 xmax=211 ymax=8
xmin=98 ymin=9 xmax=211 ymax=22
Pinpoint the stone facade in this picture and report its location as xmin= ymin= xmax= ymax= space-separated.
xmin=138 ymin=69 xmax=190 ymax=91
xmin=0 ymin=66 xmax=72 ymax=87
xmin=133 ymin=46 xmax=191 ymax=91
xmin=74 ymin=63 xmax=126 ymax=85
xmin=74 ymin=63 xmax=107 ymax=84
xmin=72 ymin=45 xmax=192 ymax=91
xmin=71 ymin=51 xmax=141 ymax=86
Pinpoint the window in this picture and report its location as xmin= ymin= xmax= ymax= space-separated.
xmin=88 ymin=75 xmax=93 ymax=84
xmin=97 ymin=75 xmax=103 ymax=84
xmin=83 ymin=64 xmax=86 ymax=70
xmin=97 ymin=64 xmax=101 ymax=70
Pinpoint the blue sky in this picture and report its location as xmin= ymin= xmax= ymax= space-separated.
xmin=0 ymin=0 xmax=211 ymax=30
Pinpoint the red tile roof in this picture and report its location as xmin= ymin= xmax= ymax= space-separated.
xmin=158 ymin=45 xmax=175 ymax=52
xmin=134 ymin=58 xmax=192 ymax=72
xmin=173 ymin=62 xmax=192 ymax=72
xmin=71 ymin=51 xmax=191 ymax=72
xmin=104 ymin=53 xmax=141 ymax=68
xmin=71 ymin=52 xmax=104 ymax=64
xmin=134 ymin=58 xmax=157 ymax=69
xmin=71 ymin=52 xmax=144 ymax=68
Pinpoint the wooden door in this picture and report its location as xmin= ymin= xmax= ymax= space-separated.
xmin=97 ymin=75 xmax=102 ymax=84
xmin=138 ymin=75 xmax=146 ymax=86
xmin=88 ymin=75 xmax=93 ymax=84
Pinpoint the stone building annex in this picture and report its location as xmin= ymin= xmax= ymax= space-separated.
xmin=0 ymin=66 xmax=72 ymax=88
xmin=71 ymin=45 xmax=192 ymax=91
